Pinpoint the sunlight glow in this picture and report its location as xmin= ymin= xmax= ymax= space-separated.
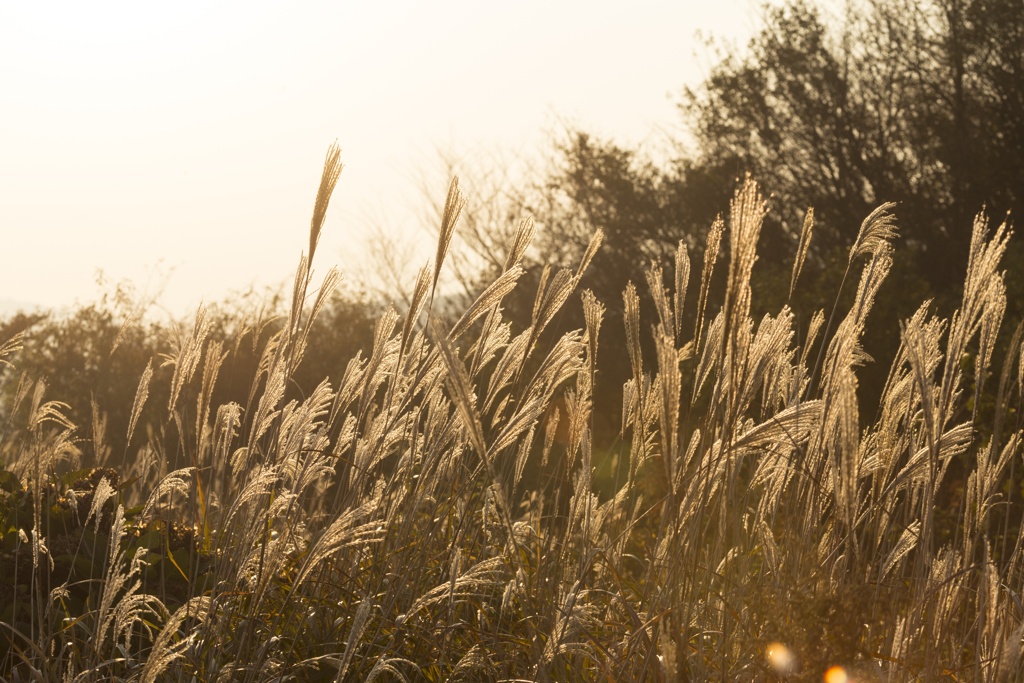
xmin=0 ymin=1 xmax=763 ymax=314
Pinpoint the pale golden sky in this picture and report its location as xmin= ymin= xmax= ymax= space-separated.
xmin=1 ymin=1 xmax=765 ymax=315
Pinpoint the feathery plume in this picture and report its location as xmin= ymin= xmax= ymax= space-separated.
xmin=849 ymin=202 xmax=898 ymax=264
xmin=0 ymin=330 xmax=24 ymax=369
xmin=674 ymin=241 xmax=690 ymax=343
xmin=401 ymin=264 xmax=432 ymax=353
xmin=431 ymin=318 xmax=488 ymax=465
xmin=433 ymin=176 xmax=466 ymax=300
xmin=126 ymin=358 xmax=153 ymax=447
xmin=696 ymin=214 xmax=725 ymax=349
xmin=790 ymin=207 xmax=814 ymax=298
xmin=140 ymin=596 xmax=212 ymax=683
xmin=504 ymin=216 xmax=536 ymax=270
xmin=166 ymin=306 xmax=212 ymax=413
xmin=574 ymin=229 xmax=604 ymax=283
xmin=449 ymin=265 xmax=524 ymax=341
xmin=581 ymin=289 xmax=605 ymax=370
xmin=623 ymin=281 xmax=642 ymax=381
xmin=309 ymin=142 xmax=343 ymax=267
xmin=646 ymin=263 xmax=673 ymax=341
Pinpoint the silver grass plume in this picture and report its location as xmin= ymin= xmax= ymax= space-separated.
xmin=292 ymin=267 xmax=343 ymax=367
xmin=432 ymin=175 xmax=466 ymax=304
xmin=471 ymin=316 xmax=511 ymax=377
xmin=722 ymin=179 xmax=769 ymax=407
xmin=109 ymin=306 xmax=140 ymax=359
xmin=485 ymin=327 xmax=531 ymax=411
xmin=140 ymin=596 xmax=212 ymax=683
xmin=533 ymin=267 xmax=575 ymax=337
xmin=655 ymin=326 xmax=682 ymax=492
xmin=430 ymin=317 xmax=488 ymax=466
xmin=646 ymin=262 xmax=673 ymax=341
xmin=0 ymin=330 xmax=24 ymax=369
xmin=337 ymin=596 xmax=374 ymax=681
xmin=407 ymin=556 xmax=507 ymax=615
xmin=696 ymin=214 xmax=725 ymax=351
xmin=582 ymin=289 xmax=605 ymax=372
xmin=449 ymin=265 xmax=524 ymax=341
xmin=674 ymin=240 xmax=690 ymax=343
xmin=504 ymin=216 xmax=536 ymax=270
xmin=308 ymin=142 xmax=343 ymax=267
xmin=879 ymin=521 xmax=921 ymax=582
xmin=449 ymin=644 xmax=492 ymax=681
xmin=940 ymin=213 xmax=1012 ymax=426
xmin=573 ymin=229 xmax=604 ymax=283
xmin=139 ymin=467 xmax=196 ymax=525
xmin=623 ymin=282 xmax=642 ymax=382
xmin=195 ymin=338 xmax=227 ymax=449
xmin=849 ymin=202 xmax=898 ymax=264
xmin=165 ymin=306 xmax=212 ymax=413
xmin=790 ymin=207 xmax=814 ymax=298
xmin=400 ymin=264 xmax=432 ymax=355
xmin=84 ymin=475 xmax=118 ymax=532
xmin=126 ymin=358 xmax=153 ymax=447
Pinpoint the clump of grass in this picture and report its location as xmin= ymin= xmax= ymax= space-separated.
xmin=1 ymin=146 xmax=1022 ymax=682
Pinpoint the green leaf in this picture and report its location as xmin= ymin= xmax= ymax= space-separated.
xmin=0 ymin=470 xmax=22 ymax=494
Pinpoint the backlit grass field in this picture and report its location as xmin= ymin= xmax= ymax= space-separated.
xmin=2 ymin=146 xmax=1022 ymax=681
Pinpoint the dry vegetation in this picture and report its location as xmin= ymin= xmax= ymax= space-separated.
xmin=1 ymin=145 xmax=1023 ymax=681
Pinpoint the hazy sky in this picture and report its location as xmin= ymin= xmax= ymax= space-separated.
xmin=1 ymin=1 xmax=767 ymax=315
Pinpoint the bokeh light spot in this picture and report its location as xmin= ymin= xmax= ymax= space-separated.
xmin=766 ymin=641 xmax=796 ymax=674
xmin=824 ymin=665 xmax=848 ymax=683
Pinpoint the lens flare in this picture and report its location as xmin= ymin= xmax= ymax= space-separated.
xmin=824 ymin=665 xmax=849 ymax=683
xmin=765 ymin=641 xmax=796 ymax=674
